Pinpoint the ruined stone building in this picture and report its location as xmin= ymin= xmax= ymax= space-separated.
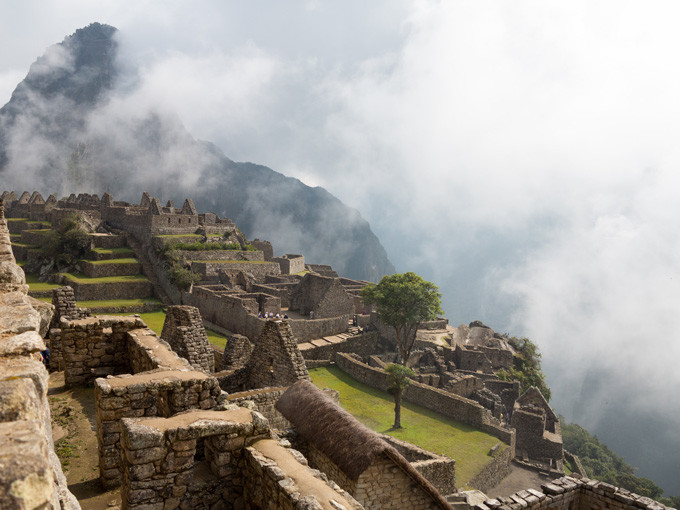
xmin=277 ymin=380 xmax=453 ymax=509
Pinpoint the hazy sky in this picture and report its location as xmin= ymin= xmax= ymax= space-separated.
xmin=2 ymin=0 xmax=680 ymax=493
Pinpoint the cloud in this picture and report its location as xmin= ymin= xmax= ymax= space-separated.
xmin=3 ymin=0 xmax=680 ymax=492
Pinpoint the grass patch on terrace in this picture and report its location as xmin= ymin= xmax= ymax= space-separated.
xmin=192 ymin=259 xmax=271 ymax=264
xmin=91 ymin=247 xmax=135 ymax=256
xmin=309 ymin=366 xmax=506 ymax=488
xmin=6 ymin=217 xmax=29 ymax=222
xmin=108 ymin=310 xmax=229 ymax=349
xmin=60 ymin=273 xmax=150 ymax=284
xmin=23 ymin=228 xmax=52 ymax=233
xmin=85 ymin=258 xmax=139 ymax=265
xmin=77 ymin=298 xmax=162 ymax=309
xmin=25 ymin=273 xmax=62 ymax=291
xmin=26 ymin=220 xmax=51 ymax=226
xmin=11 ymin=242 xmax=38 ymax=248
xmin=155 ymin=234 xmax=203 ymax=239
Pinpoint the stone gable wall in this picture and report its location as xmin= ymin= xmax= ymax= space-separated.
xmin=354 ymin=455 xmax=441 ymax=510
xmin=244 ymin=321 xmax=309 ymax=389
xmin=160 ymin=305 xmax=214 ymax=374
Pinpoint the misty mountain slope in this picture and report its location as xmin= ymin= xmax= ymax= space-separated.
xmin=0 ymin=22 xmax=394 ymax=281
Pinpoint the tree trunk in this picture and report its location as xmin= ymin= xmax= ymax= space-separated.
xmin=393 ymin=389 xmax=402 ymax=429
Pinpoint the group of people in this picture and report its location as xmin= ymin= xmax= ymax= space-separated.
xmin=258 ymin=311 xmax=288 ymax=320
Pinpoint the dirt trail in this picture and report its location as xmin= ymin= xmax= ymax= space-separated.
xmin=48 ymin=371 xmax=121 ymax=510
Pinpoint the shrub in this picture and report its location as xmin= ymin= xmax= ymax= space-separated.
xmin=167 ymin=263 xmax=202 ymax=291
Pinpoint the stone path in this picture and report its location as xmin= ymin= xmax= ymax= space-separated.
xmin=485 ymin=462 xmax=551 ymax=498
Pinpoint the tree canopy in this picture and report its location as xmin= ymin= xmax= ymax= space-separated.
xmin=361 ymin=272 xmax=442 ymax=363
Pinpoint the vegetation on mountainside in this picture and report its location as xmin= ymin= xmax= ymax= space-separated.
xmin=561 ymin=420 xmax=678 ymax=504
xmin=361 ymin=272 xmax=442 ymax=364
xmin=309 ymin=366 xmax=505 ymax=487
xmin=497 ymin=336 xmax=551 ymax=401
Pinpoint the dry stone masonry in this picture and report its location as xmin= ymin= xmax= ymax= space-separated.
xmin=161 ymin=305 xmax=215 ymax=374
xmin=0 ymin=198 xmax=79 ymax=509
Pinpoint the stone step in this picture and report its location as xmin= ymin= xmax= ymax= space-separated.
xmin=81 ymin=259 xmax=143 ymax=278
xmin=60 ymin=274 xmax=154 ymax=300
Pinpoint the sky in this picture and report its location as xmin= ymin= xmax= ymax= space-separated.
xmin=2 ymin=0 xmax=680 ymax=493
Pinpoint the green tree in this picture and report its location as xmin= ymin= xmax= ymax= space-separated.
xmin=35 ymin=214 xmax=91 ymax=272
xmin=385 ymin=363 xmax=414 ymax=429
xmin=361 ymin=272 xmax=442 ymax=364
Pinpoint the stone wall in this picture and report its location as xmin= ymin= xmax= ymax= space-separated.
xmin=171 ymin=249 xmax=264 ymax=261
xmin=272 ymin=254 xmax=305 ymax=274
xmin=191 ymin=260 xmax=281 ymax=281
xmin=475 ymin=476 xmax=673 ymax=510
xmin=227 ymin=387 xmax=291 ymax=430
xmin=298 ymin=331 xmax=380 ymax=361
xmin=382 ymin=435 xmax=456 ymax=496
xmin=60 ymin=277 xmax=154 ymax=301
xmin=60 ymin=315 xmax=148 ymax=386
xmin=288 ymin=314 xmax=350 ymax=342
xmin=221 ymin=334 xmax=252 ymax=371
xmin=335 ymin=353 xmax=515 ymax=449
xmin=243 ymin=438 xmax=362 ymax=510
xmin=120 ymin=408 xmax=268 ymax=509
xmin=355 ymin=455 xmax=444 ymax=510
xmin=467 ymin=442 xmax=513 ymax=493
xmin=0 ymin=198 xmax=79 ymax=509
xmin=290 ymin=273 xmax=355 ymax=318
xmin=160 ymin=305 xmax=214 ymax=373
xmin=511 ymin=407 xmax=563 ymax=463
xmin=243 ymin=320 xmax=310 ymax=390
xmin=81 ymin=260 xmax=142 ymax=278
xmin=95 ymin=369 xmax=221 ymax=489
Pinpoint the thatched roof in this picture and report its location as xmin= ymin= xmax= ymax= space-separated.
xmin=276 ymin=379 xmax=452 ymax=509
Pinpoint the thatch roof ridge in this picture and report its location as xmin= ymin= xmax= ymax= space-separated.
xmin=276 ymin=380 xmax=452 ymax=509
xmin=276 ymin=379 xmax=387 ymax=479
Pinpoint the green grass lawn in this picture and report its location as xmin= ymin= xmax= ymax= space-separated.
xmin=85 ymin=258 xmax=139 ymax=265
xmin=192 ymin=260 xmax=271 ymax=264
xmin=91 ymin=247 xmax=135 ymax=256
xmin=25 ymin=220 xmax=51 ymax=227
xmin=108 ymin=309 xmax=229 ymax=349
xmin=24 ymin=273 xmax=62 ymax=292
xmin=77 ymin=298 xmax=162 ymax=309
xmin=155 ymin=234 xmax=203 ymax=238
xmin=6 ymin=217 xmax=28 ymax=222
xmin=309 ymin=366 xmax=506 ymax=488
xmin=60 ymin=273 xmax=150 ymax=284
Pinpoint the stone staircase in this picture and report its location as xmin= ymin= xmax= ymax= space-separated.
xmin=297 ymin=323 xmax=361 ymax=353
xmin=125 ymin=235 xmax=174 ymax=306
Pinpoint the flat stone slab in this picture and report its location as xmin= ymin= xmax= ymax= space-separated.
xmin=310 ymin=339 xmax=330 ymax=347
xmin=322 ymin=335 xmax=345 ymax=344
xmin=297 ymin=343 xmax=314 ymax=351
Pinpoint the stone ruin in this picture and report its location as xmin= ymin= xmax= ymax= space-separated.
xmin=0 ymin=198 xmax=78 ymax=509
xmin=160 ymin=305 xmax=214 ymax=374
xmin=2 ymin=190 xmax=678 ymax=510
